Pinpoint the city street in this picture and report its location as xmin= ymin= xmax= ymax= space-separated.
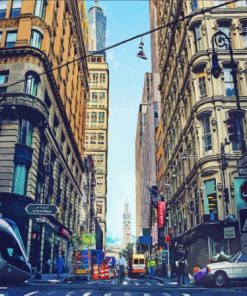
xmin=1 ymin=277 xmax=247 ymax=296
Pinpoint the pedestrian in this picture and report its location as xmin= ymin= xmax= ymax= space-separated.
xmin=116 ymin=253 xmax=127 ymax=281
xmin=147 ymin=256 xmax=156 ymax=277
xmin=57 ymin=253 xmax=64 ymax=279
xmin=175 ymin=244 xmax=187 ymax=285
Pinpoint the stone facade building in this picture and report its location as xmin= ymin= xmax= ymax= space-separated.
xmin=0 ymin=0 xmax=89 ymax=274
xmin=150 ymin=0 xmax=247 ymax=272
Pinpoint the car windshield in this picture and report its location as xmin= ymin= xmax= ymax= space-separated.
xmin=231 ymin=251 xmax=242 ymax=263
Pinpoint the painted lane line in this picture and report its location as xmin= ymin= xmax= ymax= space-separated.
xmin=24 ymin=292 xmax=39 ymax=296
xmin=162 ymin=293 xmax=171 ymax=296
xmin=146 ymin=282 xmax=151 ymax=286
xmin=82 ymin=293 xmax=92 ymax=296
xmin=182 ymin=294 xmax=190 ymax=296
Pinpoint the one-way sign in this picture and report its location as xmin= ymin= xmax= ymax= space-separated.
xmin=25 ymin=204 xmax=58 ymax=216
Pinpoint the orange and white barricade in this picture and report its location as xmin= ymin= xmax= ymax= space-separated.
xmin=104 ymin=265 xmax=110 ymax=279
xmin=92 ymin=264 xmax=99 ymax=280
xmin=99 ymin=264 xmax=105 ymax=280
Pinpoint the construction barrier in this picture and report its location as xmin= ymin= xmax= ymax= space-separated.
xmin=104 ymin=265 xmax=110 ymax=279
xmin=99 ymin=265 xmax=105 ymax=280
xmin=92 ymin=264 xmax=99 ymax=280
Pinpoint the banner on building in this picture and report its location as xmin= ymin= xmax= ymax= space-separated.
xmin=81 ymin=233 xmax=96 ymax=249
xmin=158 ymin=201 xmax=166 ymax=227
xmin=234 ymin=177 xmax=247 ymax=210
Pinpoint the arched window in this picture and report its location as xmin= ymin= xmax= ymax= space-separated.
xmin=24 ymin=72 xmax=40 ymax=96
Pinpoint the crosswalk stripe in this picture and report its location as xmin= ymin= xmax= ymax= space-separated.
xmin=104 ymin=294 xmax=111 ymax=296
xmin=146 ymin=282 xmax=151 ymax=286
xmin=124 ymin=293 xmax=131 ymax=296
xmin=182 ymin=294 xmax=190 ymax=296
xmin=134 ymin=282 xmax=140 ymax=285
xmin=144 ymin=294 xmax=152 ymax=296
xmin=24 ymin=292 xmax=39 ymax=296
xmin=82 ymin=293 xmax=91 ymax=296
xmin=162 ymin=293 xmax=171 ymax=296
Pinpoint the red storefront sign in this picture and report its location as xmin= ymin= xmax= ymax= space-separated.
xmin=59 ymin=228 xmax=71 ymax=240
xmin=158 ymin=201 xmax=166 ymax=227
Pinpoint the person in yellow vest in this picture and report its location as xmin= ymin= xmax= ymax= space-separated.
xmin=147 ymin=256 xmax=156 ymax=277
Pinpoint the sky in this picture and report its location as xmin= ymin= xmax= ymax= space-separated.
xmin=86 ymin=0 xmax=151 ymax=245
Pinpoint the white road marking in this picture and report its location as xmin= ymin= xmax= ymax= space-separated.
xmin=82 ymin=293 xmax=91 ymax=296
xmin=157 ymin=282 xmax=164 ymax=285
xmin=24 ymin=292 xmax=39 ymax=296
xmin=134 ymin=281 xmax=140 ymax=285
xmin=146 ymin=282 xmax=151 ymax=286
xmin=124 ymin=293 xmax=131 ymax=296
xmin=162 ymin=293 xmax=171 ymax=296
xmin=65 ymin=292 xmax=75 ymax=296
xmin=122 ymin=280 xmax=128 ymax=285
xmin=47 ymin=292 xmax=56 ymax=295
xmin=104 ymin=294 xmax=111 ymax=296
xmin=182 ymin=294 xmax=190 ymax=296
xmin=144 ymin=294 xmax=152 ymax=296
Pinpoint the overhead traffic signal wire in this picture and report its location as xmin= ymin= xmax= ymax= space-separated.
xmin=0 ymin=0 xmax=240 ymax=90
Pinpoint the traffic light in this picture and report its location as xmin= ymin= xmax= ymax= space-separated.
xmin=225 ymin=117 xmax=238 ymax=142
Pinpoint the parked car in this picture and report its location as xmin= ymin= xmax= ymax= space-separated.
xmin=202 ymin=251 xmax=247 ymax=287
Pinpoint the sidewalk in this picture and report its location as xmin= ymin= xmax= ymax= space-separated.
xmin=28 ymin=273 xmax=73 ymax=284
xmin=150 ymin=274 xmax=195 ymax=288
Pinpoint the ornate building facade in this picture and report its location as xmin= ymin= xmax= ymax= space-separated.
xmin=85 ymin=53 xmax=109 ymax=248
xmin=151 ymin=0 xmax=247 ymax=271
xmin=0 ymin=0 xmax=89 ymax=274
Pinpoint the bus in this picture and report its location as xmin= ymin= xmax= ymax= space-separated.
xmin=0 ymin=218 xmax=31 ymax=283
xmin=128 ymin=254 xmax=146 ymax=278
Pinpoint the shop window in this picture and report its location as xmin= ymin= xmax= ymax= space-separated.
xmin=204 ymin=179 xmax=218 ymax=215
xmin=30 ymin=29 xmax=42 ymax=49
xmin=12 ymin=164 xmax=28 ymax=195
xmin=5 ymin=31 xmax=17 ymax=48
xmin=34 ymin=0 xmax=47 ymax=19
xmin=191 ymin=0 xmax=198 ymax=10
xmin=0 ymin=71 xmax=8 ymax=94
xmin=201 ymin=113 xmax=212 ymax=152
xmin=224 ymin=67 xmax=235 ymax=96
xmin=18 ymin=119 xmax=32 ymax=146
xmin=24 ymin=72 xmax=40 ymax=96
xmin=0 ymin=1 xmax=7 ymax=19
xmin=11 ymin=0 xmax=22 ymax=18
xmin=192 ymin=23 xmax=202 ymax=52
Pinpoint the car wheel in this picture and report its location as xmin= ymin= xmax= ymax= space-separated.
xmin=214 ymin=271 xmax=228 ymax=287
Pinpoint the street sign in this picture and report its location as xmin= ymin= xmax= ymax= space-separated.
xmin=25 ymin=204 xmax=58 ymax=216
xmin=239 ymin=209 xmax=247 ymax=234
xmin=223 ymin=226 xmax=236 ymax=239
xmin=32 ymin=216 xmax=47 ymax=223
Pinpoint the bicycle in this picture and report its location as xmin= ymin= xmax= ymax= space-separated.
xmin=117 ymin=266 xmax=124 ymax=284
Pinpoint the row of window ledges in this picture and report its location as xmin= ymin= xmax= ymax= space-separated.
xmin=0 ymin=0 xmax=46 ymax=20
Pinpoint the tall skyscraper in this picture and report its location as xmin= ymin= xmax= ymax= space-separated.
xmin=88 ymin=0 xmax=107 ymax=52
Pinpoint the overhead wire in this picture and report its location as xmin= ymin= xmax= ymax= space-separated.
xmin=0 ymin=0 xmax=240 ymax=90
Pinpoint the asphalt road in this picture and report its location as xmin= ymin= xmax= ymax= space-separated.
xmin=1 ymin=277 xmax=247 ymax=296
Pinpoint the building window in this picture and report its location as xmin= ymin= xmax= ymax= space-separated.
xmin=12 ymin=164 xmax=28 ymax=195
xmin=228 ymin=111 xmax=243 ymax=151
xmin=98 ymin=112 xmax=105 ymax=124
xmin=30 ymin=29 xmax=42 ymax=49
xmin=5 ymin=31 xmax=17 ymax=48
xmin=241 ymin=21 xmax=247 ymax=48
xmin=24 ymin=72 xmax=40 ymax=96
xmin=0 ymin=71 xmax=8 ymax=94
xmin=18 ymin=119 xmax=32 ymax=146
xmin=237 ymin=0 xmax=247 ymax=6
xmin=193 ymin=23 xmax=202 ymax=52
xmin=224 ymin=67 xmax=235 ymax=96
xmin=99 ymin=73 xmax=106 ymax=83
xmin=90 ymin=133 xmax=96 ymax=145
xmin=204 ymin=179 xmax=218 ymax=215
xmin=91 ymin=112 xmax=97 ymax=123
xmin=198 ymin=72 xmax=207 ymax=97
xmin=98 ymin=133 xmax=104 ymax=144
xmin=34 ymin=0 xmax=47 ymax=19
xmin=218 ymin=21 xmax=231 ymax=38
xmin=214 ymin=0 xmax=226 ymax=7
xmin=11 ymin=0 xmax=22 ymax=18
xmin=0 ymin=1 xmax=7 ymax=19
xmin=191 ymin=0 xmax=198 ymax=10
xmin=201 ymin=113 xmax=212 ymax=152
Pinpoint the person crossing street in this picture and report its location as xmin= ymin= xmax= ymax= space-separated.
xmin=147 ymin=256 xmax=156 ymax=277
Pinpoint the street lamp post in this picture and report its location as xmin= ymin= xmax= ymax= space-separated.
xmin=211 ymin=30 xmax=246 ymax=154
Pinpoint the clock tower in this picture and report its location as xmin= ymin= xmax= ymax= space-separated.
xmin=122 ymin=201 xmax=131 ymax=249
